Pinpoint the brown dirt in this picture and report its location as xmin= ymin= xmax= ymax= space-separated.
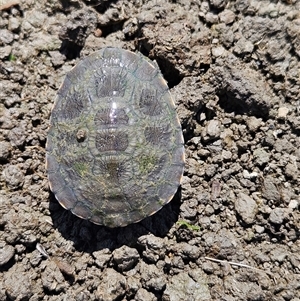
xmin=0 ymin=0 xmax=299 ymax=300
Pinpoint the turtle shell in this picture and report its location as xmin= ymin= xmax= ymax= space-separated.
xmin=46 ymin=47 xmax=185 ymax=227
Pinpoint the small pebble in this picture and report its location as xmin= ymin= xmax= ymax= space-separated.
xmin=277 ymin=107 xmax=289 ymax=119
xmin=0 ymin=29 xmax=14 ymax=44
xmin=285 ymin=162 xmax=298 ymax=180
xmin=0 ymin=45 xmax=12 ymax=59
xmin=219 ymin=9 xmax=236 ymax=24
xmin=212 ymin=46 xmax=225 ymax=57
xmin=246 ymin=116 xmax=262 ymax=132
xmin=234 ymin=39 xmax=254 ymax=56
xmin=0 ymin=141 xmax=12 ymax=160
xmin=254 ymin=225 xmax=265 ymax=234
xmin=288 ymin=199 xmax=298 ymax=209
xmin=8 ymin=17 xmax=20 ymax=32
xmin=205 ymin=12 xmax=219 ymax=24
xmin=202 ymin=120 xmax=221 ymax=141
xmin=243 ymin=170 xmax=258 ymax=179
xmin=235 ymin=193 xmax=258 ymax=224
xmin=0 ymin=245 xmax=15 ymax=266
xmin=262 ymin=176 xmax=280 ymax=202
xmin=222 ymin=150 xmax=232 ymax=161
xmin=269 ymin=208 xmax=285 ymax=224
xmin=253 ymin=148 xmax=270 ymax=166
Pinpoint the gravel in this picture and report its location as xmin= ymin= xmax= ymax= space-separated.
xmin=235 ymin=193 xmax=258 ymax=224
xmin=0 ymin=245 xmax=14 ymax=266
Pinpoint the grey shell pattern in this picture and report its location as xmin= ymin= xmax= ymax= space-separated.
xmin=46 ymin=47 xmax=185 ymax=227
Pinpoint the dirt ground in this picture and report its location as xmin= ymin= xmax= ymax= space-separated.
xmin=0 ymin=0 xmax=299 ymax=300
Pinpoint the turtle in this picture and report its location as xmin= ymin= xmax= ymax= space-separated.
xmin=46 ymin=47 xmax=185 ymax=227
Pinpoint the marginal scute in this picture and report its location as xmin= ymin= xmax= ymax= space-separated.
xmin=48 ymin=170 xmax=65 ymax=194
xmin=135 ymin=58 xmax=159 ymax=81
xmin=102 ymin=47 xmax=122 ymax=67
xmin=56 ymin=187 xmax=78 ymax=210
xmin=46 ymin=47 xmax=185 ymax=227
xmin=71 ymin=202 xmax=92 ymax=219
